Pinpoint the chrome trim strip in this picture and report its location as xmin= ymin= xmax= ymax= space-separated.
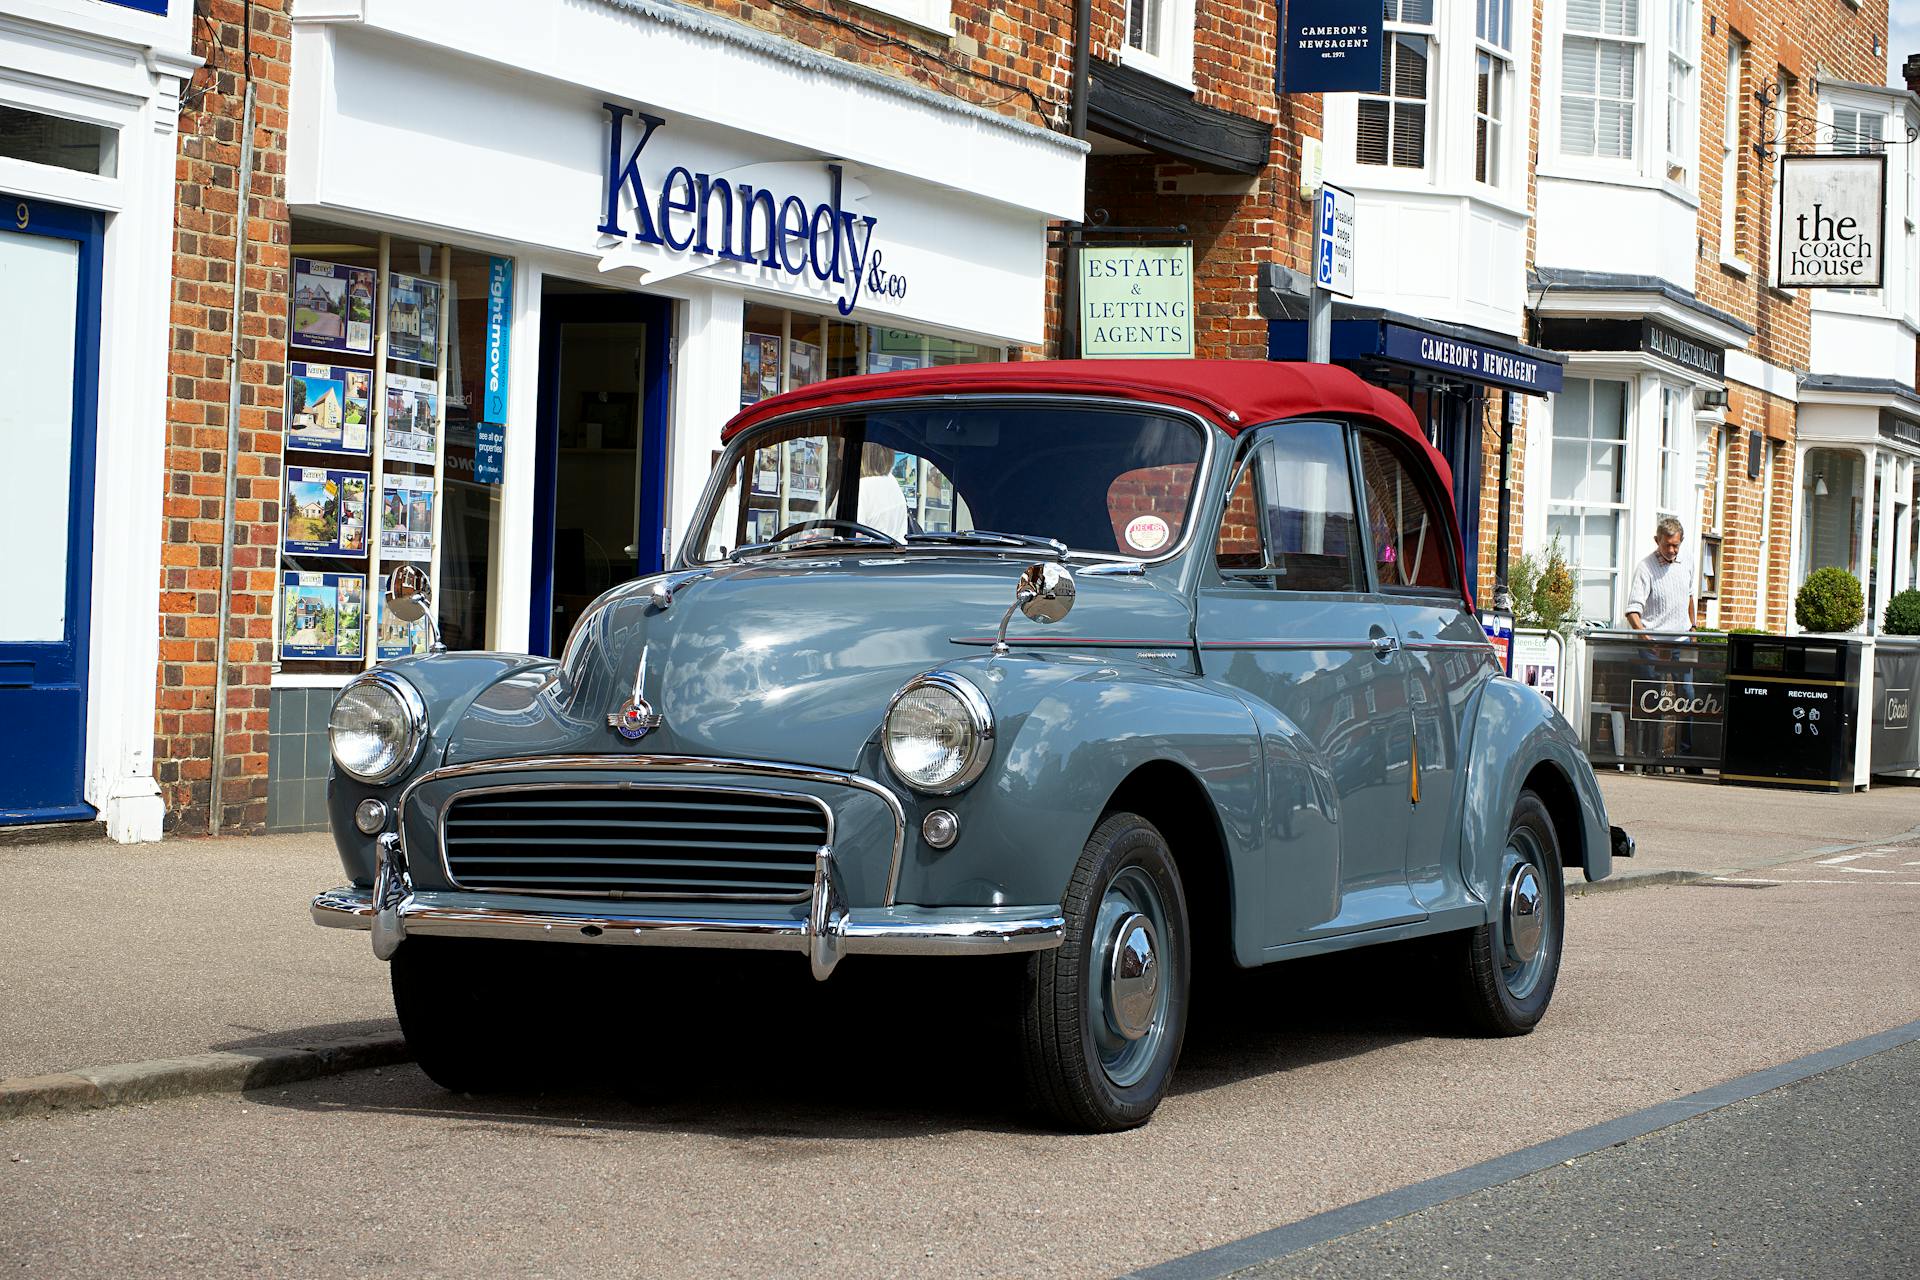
xmin=396 ymin=754 xmax=908 ymax=907
xmin=948 ymin=636 xmax=1197 ymax=649
xmin=1196 ymin=640 xmax=1378 ymax=652
xmin=311 ymin=886 xmax=1064 ymax=963
xmin=436 ymin=780 xmax=830 ymax=904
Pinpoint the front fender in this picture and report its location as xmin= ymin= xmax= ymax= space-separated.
xmin=1455 ymin=677 xmax=1612 ymax=904
xmin=326 ymin=652 xmax=558 ymax=884
xmin=895 ymin=656 xmax=1263 ymax=929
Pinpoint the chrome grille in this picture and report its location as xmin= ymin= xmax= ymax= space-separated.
xmin=440 ymin=786 xmax=828 ymax=901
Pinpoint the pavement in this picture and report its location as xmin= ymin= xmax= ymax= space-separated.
xmin=1 ymin=772 xmax=1916 ymax=1109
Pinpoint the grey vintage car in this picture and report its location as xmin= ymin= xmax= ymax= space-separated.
xmin=314 ymin=359 xmax=1626 ymax=1131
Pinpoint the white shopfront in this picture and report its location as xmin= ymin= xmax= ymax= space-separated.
xmin=0 ymin=2 xmax=195 ymax=839
xmin=269 ymin=0 xmax=1080 ymax=817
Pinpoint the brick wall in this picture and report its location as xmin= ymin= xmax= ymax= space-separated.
xmin=157 ymin=0 xmax=294 ymax=834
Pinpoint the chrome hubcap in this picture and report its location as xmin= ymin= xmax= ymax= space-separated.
xmin=1090 ymin=867 xmax=1173 ymax=1089
xmin=1505 ymin=864 xmax=1544 ymax=965
xmin=1107 ymin=913 xmax=1159 ymax=1041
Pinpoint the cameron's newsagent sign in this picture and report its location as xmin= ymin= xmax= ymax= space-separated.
xmin=1777 ymin=153 xmax=1886 ymax=289
xmin=597 ymin=104 xmax=907 ymax=316
xmin=1080 ymin=246 xmax=1193 ymax=358
xmin=1279 ymin=0 xmax=1384 ymax=94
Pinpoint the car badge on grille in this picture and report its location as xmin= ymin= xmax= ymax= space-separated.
xmin=607 ymin=646 xmax=664 ymax=741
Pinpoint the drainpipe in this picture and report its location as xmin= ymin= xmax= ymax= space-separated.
xmin=1061 ymin=0 xmax=1091 ymax=358
xmin=1495 ymin=391 xmax=1516 ymax=607
xmin=209 ymin=79 xmax=257 ymax=838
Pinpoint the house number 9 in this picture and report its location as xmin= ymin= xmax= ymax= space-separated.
xmin=13 ymin=203 xmax=26 ymax=230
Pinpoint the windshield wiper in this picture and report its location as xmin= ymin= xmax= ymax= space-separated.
xmin=727 ymin=537 xmax=889 ymax=562
xmin=905 ymin=530 xmax=1070 ymax=557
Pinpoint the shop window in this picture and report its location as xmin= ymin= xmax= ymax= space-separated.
xmin=1800 ymin=447 xmax=1865 ymax=583
xmin=740 ymin=305 xmax=999 ymax=409
xmin=1561 ymin=0 xmax=1641 ymax=161
xmin=277 ymin=222 xmax=503 ymax=676
xmin=1547 ymin=378 xmax=1629 ymax=621
xmin=1664 ymin=0 xmax=1696 ymax=185
xmin=1216 ymin=424 xmax=1363 ymax=592
xmin=1475 ymin=1 xmax=1513 ymax=186
xmin=1358 ymin=1 xmax=1434 ymax=170
xmin=0 ymin=105 xmax=115 ymax=177
xmin=1357 ymin=431 xmax=1456 ymax=591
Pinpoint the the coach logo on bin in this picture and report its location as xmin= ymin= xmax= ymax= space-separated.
xmin=597 ymin=104 xmax=904 ymax=315
xmin=1630 ymin=680 xmax=1724 ymax=721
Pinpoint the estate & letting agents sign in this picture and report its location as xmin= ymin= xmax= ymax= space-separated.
xmin=1777 ymin=154 xmax=1887 ymax=289
xmin=1079 ymin=246 xmax=1194 ymax=358
xmin=1279 ymin=0 xmax=1384 ymax=94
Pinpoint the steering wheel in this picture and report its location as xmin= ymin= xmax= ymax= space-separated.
xmin=767 ymin=518 xmax=905 ymax=548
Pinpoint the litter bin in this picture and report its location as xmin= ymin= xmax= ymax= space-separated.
xmin=1721 ymin=634 xmax=1865 ymax=791
xmin=1871 ymin=638 xmax=1920 ymax=776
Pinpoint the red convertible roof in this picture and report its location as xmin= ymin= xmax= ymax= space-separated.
xmin=720 ymin=359 xmax=1471 ymax=607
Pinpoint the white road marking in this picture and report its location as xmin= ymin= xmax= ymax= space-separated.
xmin=1816 ymin=852 xmax=1879 ymax=865
xmin=1713 ymin=876 xmax=1920 ymax=886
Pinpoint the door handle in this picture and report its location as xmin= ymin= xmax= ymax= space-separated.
xmin=1371 ymin=633 xmax=1400 ymax=660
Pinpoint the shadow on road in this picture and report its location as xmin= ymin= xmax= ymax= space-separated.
xmin=250 ymin=937 xmax=1470 ymax=1138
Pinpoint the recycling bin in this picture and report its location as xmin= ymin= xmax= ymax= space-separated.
xmin=1720 ymin=634 xmax=1866 ymax=791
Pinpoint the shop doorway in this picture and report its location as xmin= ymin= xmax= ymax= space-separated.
xmin=0 ymin=198 xmax=101 ymax=824
xmin=531 ymin=285 xmax=672 ymax=657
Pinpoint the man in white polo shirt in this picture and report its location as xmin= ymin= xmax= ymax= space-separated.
xmin=1625 ymin=517 xmax=1698 ymax=768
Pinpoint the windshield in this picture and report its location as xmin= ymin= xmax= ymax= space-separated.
xmin=690 ymin=404 xmax=1209 ymax=563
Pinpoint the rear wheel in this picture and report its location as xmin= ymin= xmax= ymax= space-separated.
xmin=390 ymin=938 xmax=546 ymax=1093
xmin=1452 ymin=790 xmax=1565 ymax=1035
xmin=1020 ymin=812 xmax=1190 ymax=1132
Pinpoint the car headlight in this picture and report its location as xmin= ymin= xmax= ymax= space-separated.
xmin=882 ymin=672 xmax=993 ymax=795
xmin=329 ymin=672 xmax=428 ymax=784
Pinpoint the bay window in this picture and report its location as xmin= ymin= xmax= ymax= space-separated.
xmin=1562 ymin=0 xmax=1641 ymax=160
xmin=1665 ymin=0 xmax=1696 ymax=184
xmin=1358 ymin=0 xmax=1435 ymax=170
xmin=1475 ymin=0 xmax=1514 ymax=185
xmin=1548 ymin=378 xmax=1631 ymax=620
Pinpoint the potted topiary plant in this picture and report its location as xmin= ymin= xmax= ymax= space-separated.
xmin=1885 ymin=588 xmax=1920 ymax=636
xmin=1795 ymin=566 xmax=1866 ymax=634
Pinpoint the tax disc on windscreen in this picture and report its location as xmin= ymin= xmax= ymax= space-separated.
xmin=1124 ymin=514 xmax=1170 ymax=553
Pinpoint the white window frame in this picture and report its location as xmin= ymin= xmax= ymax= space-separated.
xmin=1557 ymin=0 xmax=1644 ymax=168
xmin=1116 ymin=0 xmax=1196 ymax=90
xmin=1718 ymin=35 xmax=1748 ymax=269
xmin=849 ymin=0 xmax=954 ymax=38
xmin=1474 ymin=0 xmax=1515 ymax=188
xmin=1356 ymin=0 xmax=1440 ymax=175
xmin=1664 ymin=0 xmax=1697 ymax=189
xmin=1548 ymin=375 xmax=1633 ymax=623
xmin=1657 ymin=384 xmax=1688 ymax=518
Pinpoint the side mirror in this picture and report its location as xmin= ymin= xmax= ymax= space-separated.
xmin=385 ymin=564 xmax=444 ymax=653
xmin=994 ymin=561 xmax=1075 ymax=654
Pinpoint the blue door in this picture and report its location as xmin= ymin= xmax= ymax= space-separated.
xmin=0 ymin=198 xmax=102 ymax=824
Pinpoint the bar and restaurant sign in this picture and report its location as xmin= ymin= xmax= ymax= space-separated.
xmin=1777 ymin=154 xmax=1886 ymax=289
xmin=1079 ymin=245 xmax=1194 ymax=358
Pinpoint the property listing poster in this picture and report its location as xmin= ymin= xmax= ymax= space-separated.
xmin=383 ymin=372 xmax=438 ymax=463
xmin=387 ymin=273 xmax=442 ymax=366
xmin=739 ymin=333 xmax=782 ymax=405
xmin=291 ymin=258 xmax=376 ymax=356
xmin=380 ymin=473 xmax=435 ymax=561
xmin=283 ymin=467 xmax=369 ymax=557
xmin=287 ymin=362 xmax=371 ymax=456
xmin=375 ymin=595 xmax=432 ymax=660
xmin=280 ymin=571 xmax=366 ymax=661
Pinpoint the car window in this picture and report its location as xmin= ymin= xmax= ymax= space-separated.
xmin=1214 ymin=421 xmax=1364 ymax=592
xmin=1356 ymin=431 xmax=1457 ymax=592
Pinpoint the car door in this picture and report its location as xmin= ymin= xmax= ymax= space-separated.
xmin=1352 ymin=428 xmax=1497 ymax=906
xmin=1195 ymin=420 xmax=1422 ymax=947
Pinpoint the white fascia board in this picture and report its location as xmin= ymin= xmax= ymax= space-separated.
xmin=0 ymin=0 xmax=194 ymax=68
xmin=1724 ymin=350 xmax=1800 ymax=402
xmin=350 ymin=0 xmax=1085 ymax=221
xmin=1533 ymin=289 xmax=1754 ymax=351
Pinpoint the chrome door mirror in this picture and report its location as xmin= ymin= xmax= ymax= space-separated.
xmin=385 ymin=564 xmax=445 ymax=653
xmin=994 ymin=562 xmax=1076 ymax=654
xmin=385 ymin=563 xmax=432 ymax=622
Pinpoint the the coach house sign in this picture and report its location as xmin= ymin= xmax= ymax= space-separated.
xmin=1777 ymin=154 xmax=1887 ymax=289
xmin=597 ymin=104 xmax=908 ymax=315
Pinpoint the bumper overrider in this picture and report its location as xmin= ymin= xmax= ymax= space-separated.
xmin=311 ymin=757 xmax=1064 ymax=981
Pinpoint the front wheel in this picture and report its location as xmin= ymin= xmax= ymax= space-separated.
xmin=1020 ymin=812 xmax=1191 ymax=1132
xmin=391 ymin=938 xmax=545 ymax=1093
xmin=1451 ymin=789 xmax=1565 ymax=1036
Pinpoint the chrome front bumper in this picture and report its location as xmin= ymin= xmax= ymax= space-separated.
xmin=313 ymin=834 xmax=1062 ymax=981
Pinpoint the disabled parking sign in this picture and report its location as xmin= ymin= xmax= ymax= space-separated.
xmin=1314 ymin=183 xmax=1355 ymax=299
